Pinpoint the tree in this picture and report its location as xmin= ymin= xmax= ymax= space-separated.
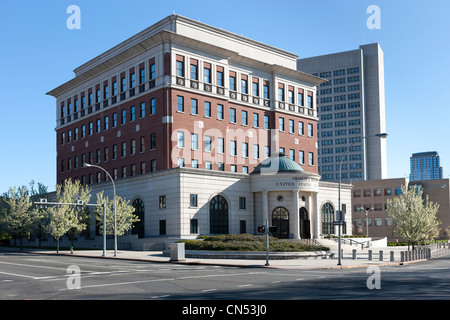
xmin=94 ymin=191 xmax=139 ymax=238
xmin=386 ymin=185 xmax=440 ymax=250
xmin=47 ymin=179 xmax=91 ymax=252
xmin=1 ymin=187 xmax=42 ymax=251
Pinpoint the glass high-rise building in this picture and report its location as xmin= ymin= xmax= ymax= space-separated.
xmin=410 ymin=151 xmax=444 ymax=181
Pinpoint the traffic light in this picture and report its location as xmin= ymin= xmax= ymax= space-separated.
xmin=257 ymin=226 xmax=266 ymax=233
xmin=268 ymin=226 xmax=277 ymax=233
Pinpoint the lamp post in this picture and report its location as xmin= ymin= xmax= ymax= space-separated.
xmin=337 ymin=132 xmax=388 ymax=265
xmin=84 ymin=163 xmax=117 ymax=256
xmin=360 ymin=207 xmax=374 ymax=238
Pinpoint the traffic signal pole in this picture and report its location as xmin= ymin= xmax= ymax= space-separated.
xmin=265 ymin=218 xmax=269 ymax=266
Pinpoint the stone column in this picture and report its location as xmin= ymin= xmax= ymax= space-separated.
xmin=292 ymin=190 xmax=300 ymax=239
xmin=262 ymin=190 xmax=269 ymax=228
xmin=312 ymin=193 xmax=320 ymax=239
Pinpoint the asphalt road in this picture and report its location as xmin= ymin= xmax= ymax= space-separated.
xmin=0 ymin=251 xmax=449 ymax=301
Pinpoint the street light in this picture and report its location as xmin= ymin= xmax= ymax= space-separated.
xmin=360 ymin=207 xmax=374 ymax=238
xmin=337 ymin=132 xmax=388 ymax=265
xmin=84 ymin=163 xmax=117 ymax=256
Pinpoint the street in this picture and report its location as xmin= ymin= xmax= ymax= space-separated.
xmin=0 ymin=251 xmax=449 ymax=301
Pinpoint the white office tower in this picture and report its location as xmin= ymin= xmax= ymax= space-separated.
xmin=298 ymin=43 xmax=387 ymax=182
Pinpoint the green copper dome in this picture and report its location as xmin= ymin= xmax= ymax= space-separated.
xmin=251 ymin=152 xmax=304 ymax=174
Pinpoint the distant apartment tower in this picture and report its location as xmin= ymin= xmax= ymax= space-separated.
xmin=297 ymin=43 xmax=387 ymax=182
xmin=410 ymin=151 xmax=444 ymax=181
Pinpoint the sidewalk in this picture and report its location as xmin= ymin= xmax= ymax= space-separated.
xmin=10 ymin=247 xmax=428 ymax=270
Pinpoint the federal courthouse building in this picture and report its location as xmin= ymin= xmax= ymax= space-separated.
xmin=47 ymin=15 xmax=352 ymax=248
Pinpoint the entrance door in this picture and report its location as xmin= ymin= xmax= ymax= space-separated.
xmin=272 ymin=207 xmax=289 ymax=239
xmin=299 ymin=207 xmax=311 ymax=239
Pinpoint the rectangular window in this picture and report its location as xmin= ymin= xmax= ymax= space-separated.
xmin=177 ymin=131 xmax=184 ymax=148
xmin=299 ymin=121 xmax=304 ymax=135
xmin=217 ymin=71 xmax=224 ymax=87
xmin=113 ymin=113 xmax=117 ymax=127
xmin=121 ymin=109 xmax=126 ymax=125
xmin=130 ymin=73 xmax=135 ymax=88
xmin=190 ymin=64 xmax=198 ymax=80
xmin=217 ymin=104 xmax=224 ymax=120
xmin=204 ymin=67 xmax=211 ymax=84
xmin=140 ymin=102 xmax=145 ymax=118
xmin=230 ymin=76 xmax=236 ymax=91
xmin=204 ymin=101 xmax=211 ymax=117
xmin=241 ymin=79 xmax=248 ymax=94
xmin=231 ymin=140 xmax=237 ymax=156
xmin=192 ymin=159 xmax=199 ymax=168
xmin=140 ymin=68 xmax=145 ymax=84
xmin=150 ymin=133 xmax=156 ymax=149
xmin=279 ymin=117 xmax=284 ymax=132
xmin=241 ymin=110 xmax=248 ymax=126
xmin=159 ymin=220 xmax=166 ymax=235
xmin=159 ymin=195 xmax=166 ymax=208
xmin=104 ymin=116 xmax=109 ymax=131
xmin=190 ymin=219 xmax=198 ymax=234
xmin=150 ymin=98 xmax=156 ymax=115
xmin=253 ymin=144 xmax=259 ymax=159
xmin=299 ymin=151 xmax=305 ymax=164
xmin=121 ymin=77 xmax=126 ymax=92
xmin=253 ymin=113 xmax=259 ymax=127
xmin=177 ymin=96 xmax=184 ymax=112
xmin=190 ymin=194 xmax=198 ymax=207
xmin=230 ymin=108 xmax=236 ymax=123
xmin=191 ymin=133 xmax=198 ymax=150
xmin=308 ymin=123 xmax=313 ymax=137
xmin=121 ymin=142 xmax=126 ymax=157
xmin=289 ymin=119 xmax=294 ymax=133
xmin=176 ymin=60 xmax=184 ymax=77
xmin=242 ymin=142 xmax=248 ymax=158
xmin=205 ymin=161 xmax=212 ymax=170
xmin=130 ymin=106 xmax=136 ymax=121
xmin=191 ymin=98 xmax=198 ymax=115
xmin=130 ymin=139 xmax=136 ymax=155
xmin=204 ymin=136 xmax=212 ymax=152
xmin=218 ymin=137 xmax=224 ymax=154
xmin=239 ymin=197 xmax=246 ymax=209
xmin=252 ymin=82 xmax=259 ymax=97
xmin=309 ymin=152 xmax=314 ymax=166
xmin=264 ymin=115 xmax=269 ymax=130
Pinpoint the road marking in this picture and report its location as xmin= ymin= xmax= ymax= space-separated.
xmin=201 ymin=289 xmax=217 ymax=292
xmin=238 ymin=284 xmax=253 ymax=287
xmin=59 ymin=271 xmax=260 ymax=290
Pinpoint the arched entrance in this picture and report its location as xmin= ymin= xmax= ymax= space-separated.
xmin=272 ymin=207 xmax=289 ymax=239
xmin=299 ymin=207 xmax=311 ymax=239
xmin=210 ymin=195 xmax=229 ymax=234
xmin=132 ymin=198 xmax=145 ymax=238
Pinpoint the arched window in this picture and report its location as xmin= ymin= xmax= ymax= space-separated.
xmin=321 ymin=202 xmax=334 ymax=235
xmin=210 ymin=195 xmax=228 ymax=234
xmin=272 ymin=207 xmax=289 ymax=239
xmin=132 ymin=198 xmax=145 ymax=238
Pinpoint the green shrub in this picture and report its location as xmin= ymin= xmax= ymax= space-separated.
xmin=179 ymin=234 xmax=329 ymax=252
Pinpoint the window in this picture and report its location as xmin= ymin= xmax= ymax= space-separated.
xmin=252 ymin=82 xmax=259 ymax=97
xmin=241 ymin=79 xmax=248 ymax=94
xmin=242 ymin=142 xmax=248 ymax=158
xmin=190 ymin=194 xmax=198 ymax=207
xmin=298 ymin=92 xmax=304 ymax=106
xmin=230 ymin=76 xmax=236 ymax=91
xmin=190 ymin=219 xmax=198 ymax=234
xmin=177 ymin=158 xmax=184 ymax=167
xmin=81 ymin=125 xmax=86 ymax=138
xmin=204 ymin=67 xmax=211 ymax=84
xmin=278 ymin=87 xmax=285 ymax=101
xmin=217 ymin=71 xmax=224 ymax=87
xmin=204 ymin=101 xmax=211 ymax=117
xmin=140 ymin=68 xmax=145 ymax=84
xmin=308 ymin=123 xmax=313 ymax=137
xmin=121 ymin=109 xmax=126 ymax=125
xmin=150 ymin=98 xmax=156 ymax=115
xmin=191 ymin=133 xmax=198 ymax=150
xmin=308 ymin=152 xmax=314 ymax=166
xmin=204 ymin=136 xmax=212 ymax=152
xmin=190 ymin=64 xmax=198 ymax=80
xmin=321 ymin=202 xmax=334 ymax=235
xmin=205 ymin=161 xmax=212 ymax=170
xmin=263 ymin=83 xmax=269 ymax=99
xmin=279 ymin=117 xmax=284 ymax=132
xmin=150 ymin=63 xmax=156 ymax=80
xmin=89 ymin=122 xmax=93 ymax=135
xmin=176 ymin=60 xmax=184 ymax=77
xmin=264 ymin=115 xmax=269 ymax=129
xmin=253 ymin=144 xmax=259 ymax=159
xmin=177 ymin=96 xmax=184 ymax=112
xmin=299 ymin=151 xmax=305 ymax=164
xmin=191 ymin=98 xmax=198 ymax=115
xmin=130 ymin=73 xmax=135 ymax=88
xmin=96 ymin=119 xmax=101 ymax=133
xmin=230 ymin=165 xmax=237 ymax=172
xmin=230 ymin=140 xmax=237 ymax=156
xmin=217 ymin=104 xmax=224 ymax=120
xmin=289 ymin=119 xmax=294 ymax=133
xmin=218 ymin=137 xmax=224 ymax=154
xmin=159 ymin=220 xmax=166 ymax=235
xmin=112 ymin=113 xmax=117 ymax=127
xmin=151 ymin=159 xmax=156 ymax=172
xmin=289 ymin=149 xmax=295 ymax=160
xmin=241 ymin=110 xmax=248 ymax=125
xmin=239 ymin=197 xmax=246 ymax=209
xmin=159 ymin=195 xmax=166 ymax=208
xmin=192 ymin=159 xmax=198 ymax=168
xmin=121 ymin=166 xmax=127 ymax=178
xmin=104 ymin=116 xmax=109 ymax=131
xmin=230 ymin=108 xmax=236 ymax=123
xmin=299 ymin=121 xmax=304 ymax=135
xmin=121 ymin=142 xmax=126 ymax=157
xmin=253 ymin=113 xmax=259 ymax=127
xmin=140 ymin=102 xmax=145 ymax=118
xmin=130 ymin=139 xmax=136 ymax=155
xmin=177 ymin=131 xmax=184 ymax=148
xmin=121 ymin=77 xmax=126 ymax=92
xmin=150 ymin=133 xmax=156 ymax=149
xmin=130 ymin=106 xmax=136 ymax=121
xmin=307 ymin=95 xmax=313 ymax=108
xmin=112 ymin=145 xmax=117 ymax=160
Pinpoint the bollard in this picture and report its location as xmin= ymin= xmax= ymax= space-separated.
xmin=368 ymin=250 xmax=372 ymax=261
xmin=401 ymin=251 xmax=405 ymax=262
xmin=352 ymin=249 xmax=357 ymax=260
xmin=170 ymin=243 xmax=186 ymax=261
xmin=390 ymin=251 xmax=394 ymax=262
xmin=379 ymin=250 xmax=383 ymax=261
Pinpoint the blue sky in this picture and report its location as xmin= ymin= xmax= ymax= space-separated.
xmin=0 ymin=0 xmax=449 ymax=192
